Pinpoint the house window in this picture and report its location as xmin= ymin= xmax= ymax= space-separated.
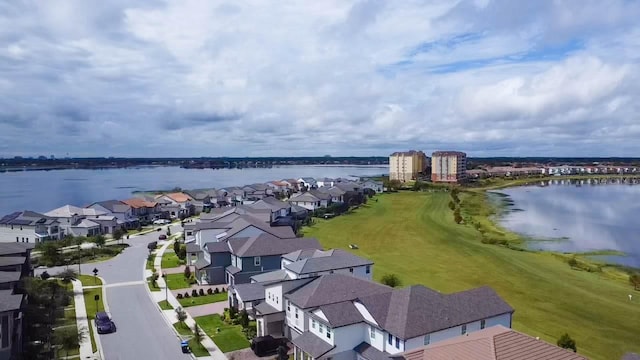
xmin=370 ymin=326 xmax=376 ymax=339
xmin=366 ymin=265 xmax=371 ymax=274
xmin=461 ymin=325 xmax=467 ymax=335
xmin=395 ymin=337 xmax=400 ymax=349
xmin=480 ymin=320 xmax=486 ymax=329
xmin=287 ymin=301 xmax=290 ymax=312
xmin=326 ymin=328 xmax=331 ymax=339
xmin=423 ymin=334 xmax=430 ymax=345
xmin=254 ymin=256 xmax=261 ymax=266
xmin=295 ymin=308 xmax=299 ymax=319
xmin=388 ymin=333 xmax=392 ymax=345
xmin=312 ymin=319 xmax=316 ymax=329
xmin=319 ymin=323 xmax=324 ymax=334
xmin=16 ymin=237 xmax=18 ymax=242
xmin=349 ymin=268 xmax=353 ymax=273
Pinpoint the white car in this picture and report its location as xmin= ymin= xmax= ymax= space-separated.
xmin=152 ymin=219 xmax=170 ymax=225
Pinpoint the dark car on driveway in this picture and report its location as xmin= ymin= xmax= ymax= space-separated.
xmin=251 ymin=335 xmax=288 ymax=357
xmin=95 ymin=311 xmax=116 ymax=334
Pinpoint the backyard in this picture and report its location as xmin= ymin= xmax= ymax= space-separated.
xmin=303 ymin=191 xmax=640 ymax=360
xmin=195 ymin=314 xmax=250 ymax=353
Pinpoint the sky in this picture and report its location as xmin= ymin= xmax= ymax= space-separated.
xmin=1 ymin=0 xmax=639 ymax=158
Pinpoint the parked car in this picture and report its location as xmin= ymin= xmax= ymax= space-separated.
xmin=158 ymin=234 xmax=167 ymax=240
xmin=153 ymin=219 xmax=170 ymax=225
xmin=95 ymin=312 xmax=116 ymax=334
xmin=250 ymin=335 xmax=288 ymax=357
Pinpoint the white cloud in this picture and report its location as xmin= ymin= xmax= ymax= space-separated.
xmin=0 ymin=0 xmax=639 ymax=157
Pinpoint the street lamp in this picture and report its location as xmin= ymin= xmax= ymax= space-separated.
xmin=162 ymin=272 xmax=168 ymax=302
xmin=93 ymin=268 xmax=99 ymax=285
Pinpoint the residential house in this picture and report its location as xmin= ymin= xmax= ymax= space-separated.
xmin=0 ymin=211 xmax=62 ymax=243
xmin=0 ymin=243 xmax=34 ymax=360
xmin=121 ymin=198 xmax=161 ymax=224
xmin=316 ymin=178 xmax=335 ymax=188
xmin=45 ymin=205 xmax=110 ymax=237
xmin=188 ymin=215 xmax=297 ymax=284
xmin=155 ymin=192 xmax=195 ymax=218
xmin=316 ymin=187 xmax=346 ymax=204
xmin=183 ymin=190 xmax=213 ymax=214
xmin=248 ymin=197 xmax=296 ymax=224
xmin=242 ymin=184 xmax=274 ymax=202
xmin=289 ymin=193 xmax=323 ymax=211
xmin=283 ymin=179 xmax=300 ymax=192
xmin=298 ymin=178 xmax=318 ymax=191
xmin=359 ymin=180 xmax=384 ymax=194
xmin=225 ymin=234 xmax=321 ymax=285
xmin=87 ymin=200 xmax=139 ymax=229
xmin=252 ymin=274 xmax=513 ymax=360
xmin=397 ymin=325 xmax=587 ymax=360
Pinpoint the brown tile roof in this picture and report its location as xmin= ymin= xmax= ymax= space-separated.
xmin=121 ymin=198 xmax=158 ymax=209
xmin=162 ymin=192 xmax=193 ymax=203
xmin=399 ymin=325 xmax=588 ymax=360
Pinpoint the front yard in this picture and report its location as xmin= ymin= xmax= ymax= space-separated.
xmin=161 ymin=250 xmax=184 ymax=269
xmin=195 ymin=314 xmax=249 ymax=353
xmin=165 ymin=273 xmax=196 ymax=290
xmin=172 ymin=322 xmax=210 ymax=357
xmin=177 ymin=292 xmax=227 ymax=307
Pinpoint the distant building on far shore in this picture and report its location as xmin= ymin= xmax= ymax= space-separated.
xmin=389 ymin=150 xmax=429 ymax=182
xmin=431 ymin=151 xmax=467 ymax=183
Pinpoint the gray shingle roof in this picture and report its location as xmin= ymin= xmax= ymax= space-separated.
xmin=0 ymin=211 xmax=57 ymax=226
xmin=0 ymin=290 xmax=23 ymax=312
xmin=282 ymin=249 xmax=325 ymax=262
xmin=186 ymin=243 xmax=202 ymax=253
xmin=354 ymin=342 xmax=391 ymax=360
xmin=254 ymin=301 xmax=280 ymax=315
xmin=622 ymin=354 xmax=640 ymax=360
xmin=249 ymin=197 xmax=291 ymax=212
xmin=250 ymin=269 xmax=291 ymax=283
xmin=359 ymin=285 xmax=514 ymax=339
xmin=289 ymin=193 xmax=320 ymax=203
xmin=0 ymin=243 xmax=34 ymax=256
xmin=0 ymin=271 xmax=21 ymax=284
xmin=195 ymin=215 xmax=295 ymax=239
xmin=309 ymin=190 xmax=332 ymax=201
xmin=233 ymin=283 xmax=265 ymax=302
xmin=92 ymin=200 xmax=131 ymax=214
xmin=284 ymin=249 xmax=372 ymax=275
xmin=286 ymin=274 xmax=391 ymax=309
xmin=0 ymin=256 xmax=27 ymax=267
xmin=226 ymin=265 xmax=242 ymax=275
xmin=194 ymin=258 xmax=212 ymax=270
xmin=203 ymin=241 xmax=230 ymax=253
xmin=228 ymin=234 xmax=321 ymax=257
xmin=291 ymin=331 xmax=334 ymax=359
xmin=318 ymin=301 xmax=364 ymax=328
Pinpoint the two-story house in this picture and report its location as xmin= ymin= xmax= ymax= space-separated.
xmin=359 ymin=180 xmax=384 ymax=194
xmin=298 ymin=178 xmax=317 ymax=191
xmin=289 ymin=189 xmax=333 ymax=211
xmin=183 ymin=191 xmax=213 ymax=214
xmin=315 ymin=187 xmax=346 ymax=204
xmin=121 ymin=198 xmax=160 ymax=224
xmin=0 ymin=243 xmax=34 ymax=360
xmin=155 ymin=192 xmax=195 ymax=218
xmin=315 ymin=178 xmax=335 ymax=188
xmin=87 ymin=200 xmax=138 ymax=229
xmin=252 ymin=274 xmax=513 ymax=360
xmin=44 ymin=205 xmax=109 ymax=237
xmin=0 ymin=211 xmax=62 ymax=243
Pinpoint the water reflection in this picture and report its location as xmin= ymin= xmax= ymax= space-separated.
xmin=496 ymin=182 xmax=640 ymax=267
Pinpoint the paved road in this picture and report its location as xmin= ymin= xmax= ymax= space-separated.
xmin=36 ymin=224 xmax=188 ymax=360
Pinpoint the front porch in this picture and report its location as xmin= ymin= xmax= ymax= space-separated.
xmin=254 ymin=302 xmax=285 ymax=338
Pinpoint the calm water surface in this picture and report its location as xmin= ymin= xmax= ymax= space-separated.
xmin=0 ymin=165 xmax=386 ymax=215
xmin=496 ymin=183 xmax=640 ymax=267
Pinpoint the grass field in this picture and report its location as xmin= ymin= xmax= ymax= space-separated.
xmin=303 ymin=192 xmax=640 ymax=360
xmin=178 ymin=292 xmax=227 ymax=307
xmin=158 ymin=300 xmax=173 ymax=310
xmin=195 ymin=314 xmax=249 ymax=353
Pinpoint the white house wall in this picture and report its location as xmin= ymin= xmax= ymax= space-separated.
xmin=265 ymin=284 xmax=284 ymax=311
xmin=331 ymin=323 xmax=367 ymax=355
xmin=286 ymin=302 xmax=307 ymax=333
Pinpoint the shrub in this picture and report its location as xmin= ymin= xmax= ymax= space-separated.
xmin=557 ymin=333 xmax=577 ymax=352
xmin=630 ymin=273 xmax=640 ymax=290
xmin=381 ymin=273 xmax=401 ymax=288
xmin=184 ymin=266 xmax=192 ymax=279
xmin=448 ymin=200 xmax=456 ymax=211
xmin=176 ymin=293 xmax=183 ymax=299
xmin=222 ymin=287 xmax=226 ymax=293
xmin=198 ymin=289 xmax=205 ymax=296
xmin=207 ymin=288 xmax=213 ymax=295
xmin=192 ymin=289 xmax=199 ymax=297
xmin=568 ymin=257 xmax=578 ymax=268
xmin=177 ymin=246 xmax=187 ymax=260
xmin=173 ymin=241 xmax=180 ymax=255
xmin=214 ymin=287 xmax=220 ymax=294
xmin=184 ymin=292 xmax=190 ymax=298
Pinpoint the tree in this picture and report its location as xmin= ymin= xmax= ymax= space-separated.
xmin=175 ymin=307 xmax=188 ymax=326
xmin=74 ymin=236 xmax=86 ymax=250
xmin=93 ymin=235 xmax=106 ymax=248
xmin=630 ymin=273 xmax=640 ymax=290
xmin=167 ymin=227 xmax=171 ymax=236
xmin=193 ymin=323 xmax=203 ymax=344
xmin=57 ymin=269 xmax=78 ymax=289
xmin=239 ymin=309 xmax=250 ymax=329
xmin=412 ymin=181 xmax=423 ymax=191
xmin=568 ymin=257 xmax=578 ymax=268
xmin=40 ymin=242 xmax=62 ymax=267
xmin=54 ymin=326 xmax=87 ymax=359
xmin=381 ymin=273 xmax=401 ymax=288
xmin=40 ymin=271 xmax=51 ymax=280
xmin=184 ymin=265 xmax=192 ymax=280
xmin=277 ymin=345 xmax=289 ymax=360
xmin=173 ymin=240 xmax=181 ymax=255
xmin=557 ymin=333 xmax=577 ymax=352
xmin=177 ymin=246 xmax=187 ymax=261
xmin=112 ymin=228 xmax=124 ymax=244
xmin=448 ymin=200 xmax=456 ymax=211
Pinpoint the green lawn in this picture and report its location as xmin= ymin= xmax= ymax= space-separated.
xmin=158 ymin=300 xmax=173 ymax=310
xmin=166 ymin=273 xmax=195 ymax=290
xmin=172 ymin=322 xmax=210 ymax=357
xmin=178 ymin=292 xmax=227 ymax=307
xmin=78 ymin=274 xmax=103 ymax=287
xmin=53 ymin=322 xmax=80 ymax=358
xmin=83 ymin=287 xmax=104 ymax=353
xmin=162 ymin=250 xmax=184 ymax=269
xmin=303 ymin=192 xmax=640 ymax=360
xmin=147 ymin=276 xmax=161 ymax=292
xmin=195 ymin=314 xmax=249 ymax=353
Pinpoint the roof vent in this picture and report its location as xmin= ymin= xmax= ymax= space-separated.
xmin=535 ymin=337 xmax=540 ymax=340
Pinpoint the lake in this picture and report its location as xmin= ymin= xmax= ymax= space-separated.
xmin=496 ymin=180 xmax=640 ymax=267
xmin=0 ymin=165 xmax=387 ymax=216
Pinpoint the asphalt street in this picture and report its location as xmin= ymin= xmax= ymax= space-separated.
xmin=36 ymin=224 xmax=189 ymax=360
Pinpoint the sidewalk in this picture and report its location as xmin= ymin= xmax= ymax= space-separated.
xmin=71 ymin=279 xmax=97 ymax=360
xmin=148 ymin=239 xmax=227 ymax=360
